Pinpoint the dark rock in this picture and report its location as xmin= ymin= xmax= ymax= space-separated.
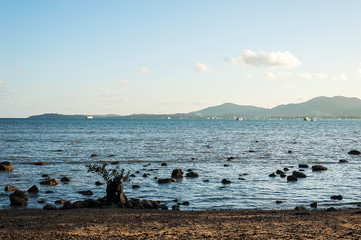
xmin=238 ymin=177 xmax=245 ymax=180
xmin=339 ymin=159 xmax=348 ymax=163
xmin=269 ymin=173 xmax=276 ymax=177
xmin=95 ymin=181 xmax=105 ymax=186
xmin=132 ymin=185 xmax=140 ymax=189
xmin=326 ymin=207 xmax=337 ymax=212
xmin=45 ymin=190 xmax=54 ymax=194
xmin=287 ymin=175 xmax=298 ymax=182
xmin=84 ymin=199 xmax=97 ymax=208
xmin=55 ymin=200 xmax=66 ymax=205
xmin=172 ymin=205 xmax=180 ymax=211
xmin=160 ymin=204 xmax=168 ymax=210
xmin=71 ymin=201 xmax=87 ymax=208
xmin=330 ymin=195 xmax=343 ymax=200
xmin=312 ymin=165 xmax=328 ymax=171
xmin=42 ymin=174 xmax=50 ymax=178
xmin=276 ymin=170 xmax=284 ymax=175
xmin=348 ymin=150 xmax=361 ymax=155
xmin=294 ymin=206 xmax=307 ymax=211
xmin=9 ymin=190 xmax=28 ymax=206
xmin=298 ymin=164 xmax=309 ymax=168
xmin=280 ymin=173 xmax=286 ymax=178
xmin=187 ymin=169 xmax=193 ymax=172
xmin=182 ymin=201 xmax=190 ymax=206
xmin=249 ymin=150 xmax=255 ymax=153
xmin=275 ymin=201 xmax=283 ymax=204
xmin=141 ymin=200 xmax=153 ymax=209
xmin=186 ymin=172 xmax=199 ymax=178
xmin=288 ymin=150 xmax=292 ymax=154
xmin=40 ymin=178 xmax=59 ymax=186
xmin=0 ymin=161 xmax=12 ymax=171
xmin=171 ymin=169 xmax=183 ymax=178
xmin=61 ymin=177 xmax=71 ymax=182
xmin=27 ymin=185 xmax=39 ymax=193
xmin=34 ymin=162 xmax=48 ymax=166
xmin=292 ymin=171 xmax=307 ymax=178
xmin=43 ymin=204 xmax=57 ymax=210
xmin=143 ymin=173 xmax=150 ymax=177
xmin=38 ymin=199 xmax=47 ymax=203
xmin=135 ymin=171 xmax=140 ymax=174
xmin=158 ymin=178 xmax=176 ymax=184
xmin=310 ymin=202 xmax=318 ymax=208
xmin=221 ymin=179 xmax=231 ymax=184
xmin=90 ymin=154 xmax=99 ymax=157
xmin=224 ymin=164 xmax=230 ymax=167
xmin=283 ymin=167 xmax=289 ymax=171
xmin=5 ymin=185 xmax=17 ymax=192
xmin=108 ymin=154 xmax=116 ymax=157
xmin=78 ymin=190 xmax=93 ymax=196
xmin=63 ymin=201 xmax=72 ymax=209
xmin=130 ymin=174 xmax=136 ymax=177
xmin=161 ymin=163 xmax=168 ymax=166
xmin=203 ymin=179 xmax=210 ymax=182
xmin=154 ymin=177 xmax=158 ymax=180
xmin=111 ymin=161 xmax=120 ymax=165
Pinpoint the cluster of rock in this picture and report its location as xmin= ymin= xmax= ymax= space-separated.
xmin=269 ymin=163 xmax=328 ymax=182
xmin=0 ymin=161 xmax=12 ymax=171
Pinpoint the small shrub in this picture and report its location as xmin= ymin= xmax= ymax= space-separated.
xmin=87 ymin=163 xmax=130 ymax=185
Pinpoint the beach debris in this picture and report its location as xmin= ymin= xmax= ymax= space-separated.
xmin=310 ymin=202 xmax=318 ymax=208
xmin=348 ymin=150 xmax=361 ymax=155
xmin=158 ymin=178 xmax=176 ymax=184
xmin=0 ymin=161 xmax=12 ymax=171
xmin=312 ymin=165 xmax=328 ymax=171
xmin=9 ymin=190 xmax=28 ymax=206
xmin=339 ymin=159 xmax=348 ymax=163
xmin=161 ymin=162 xmax=168 ymax=166
xmin=78 ymin=190 xmax=93 ymax=196
xmin=27 ymin=185 xmax=39 ymax=193
xmin=331 ymin=195 xmax=343 ymax=200
xmin=186 ymin=171 xmax=199 ymax=178
xmin=40 ymin=178 xmax=59 ymax=186
xmin=43 ymin=204 xmax=57 ymax=210
xmin=221 ymin=179 xmax=231 ymax=184
xmin=95 ymin=181 xmax=105 ymax=186
xmin=292 ymin=171 xmax=307 ymax=178
xmin=298 ymin=164 xmax=309 ymax=168
xmin=61 ymin=177 xmax=71 ymax=182
xmin=171 ymin=169 xmax=183 ymax=178
xmin=4 ymin=185 xmax=17 ymax=192
xmin=287 ymin=175 xmax=298 ymax=182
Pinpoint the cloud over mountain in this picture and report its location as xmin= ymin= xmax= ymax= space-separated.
xmin=231 ymin=50 xmax=301 ymax=68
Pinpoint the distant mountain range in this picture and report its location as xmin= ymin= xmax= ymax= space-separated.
xmin=28 ymin=96 xmax=361 ymax=119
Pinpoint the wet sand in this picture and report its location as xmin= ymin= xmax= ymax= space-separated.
xmin=1 ymin=208 xmax=361 ymax=239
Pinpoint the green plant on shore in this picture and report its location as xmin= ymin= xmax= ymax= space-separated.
xmin=86 ymin=163 xmax=130 ymax=184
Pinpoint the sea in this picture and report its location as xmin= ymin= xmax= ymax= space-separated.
xmin=1 ymin=118 xmax=361 ymax=210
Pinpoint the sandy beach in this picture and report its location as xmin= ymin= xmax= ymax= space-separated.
xmin=1 ymin=208 xmax=361 ymax=239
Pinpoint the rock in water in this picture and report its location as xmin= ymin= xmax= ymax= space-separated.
xmin=0 ymin=161 xmax=12 ymax=171
xmin=287 ymin=175 xmax=298 ymax=182
xmin=222 ymin=179 xmax=231 ymax=184
xmin=27 ymin=185 xmax=39 ymax=193
xmin=60 ymin=177 xmax=71 ymax=182
xmin=348 ymin=150 xmax=361 ymax=155
xmin=310 ymin=202 xmax=318 ymax=208
xmin=330 ymin=195 xmax=343 ymax=200
xmin=312 ymin=165 xmax=328 ymax=171
xmin=9 ymin=190 xmax=28 ymax=206
xmin=171 ymin=169 xmax=183 ymax=178
xmin=40 ymin=178 xmax=59 ymax=186
xmin=43 ymin=204 xmax=57 ymax=210
xmin=186 ymin=172 xmax=199 ymax=178
xmin=158 ymin=178 xmax=176 ymax=184
xmin=292 ymin=171 xmax=307 ymax=178
xmin=4 ymin=185 xmax=17 ymax=192
xmin=298 ymin=164 xmax=309 ymax=168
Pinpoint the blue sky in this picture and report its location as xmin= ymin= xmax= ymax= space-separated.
xmin=1 ymin=1 xmax=361 ymax=117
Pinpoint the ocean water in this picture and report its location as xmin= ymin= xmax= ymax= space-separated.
xmin=1 ymin=118 xmax=361 ymax=210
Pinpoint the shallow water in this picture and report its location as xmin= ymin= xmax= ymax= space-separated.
xmin=1 ymin=118 xmax=361 ymax=210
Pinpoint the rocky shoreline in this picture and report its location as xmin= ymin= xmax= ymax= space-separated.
xmin=1 ymin=208 xmax=361 ymax=239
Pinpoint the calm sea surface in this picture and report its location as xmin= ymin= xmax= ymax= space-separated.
xmin=1 ymin=118 xmax=361 ymax=210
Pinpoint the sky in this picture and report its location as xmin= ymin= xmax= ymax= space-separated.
xmin=1 ymin=0 xmax=361 ymax=117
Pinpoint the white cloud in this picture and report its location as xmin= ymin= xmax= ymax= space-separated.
xmin=139 ymin=67 xmax=150 ymax=76
xmin=334 ymin=73 xmax=348 ymax=81
xmin=194 ymin=63 xmax=210 ymax=73
xmin=231 ymin=50 xmax=301 ymax=68
xmin=298 ymin=73 xmax=328 ymax=80
xmin=114 ymin=81 xmax=131 ymax=87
